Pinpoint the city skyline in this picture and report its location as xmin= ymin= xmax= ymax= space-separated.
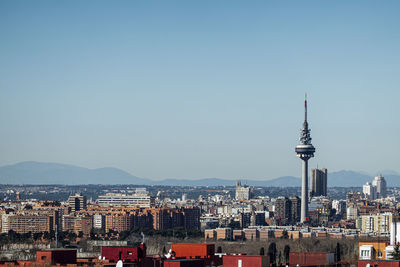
xmin=1 ymin=1 xmax=399 ymax=180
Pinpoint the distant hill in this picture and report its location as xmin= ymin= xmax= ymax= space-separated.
xmin=328 ymin=170 xmax=371 ymax=187
xmin=0 ymin=161 xmax=399 ymax=187
xmin=0 ymin=161 xmax=151 ymax=185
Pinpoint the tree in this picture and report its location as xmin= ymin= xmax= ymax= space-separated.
xmin=284 ymin=245 xmax=290 ymax=263
xmin=268 ymin=242 xmax=277 ymax=265
xmin=282 ymin=230 xmax=289 ymax=239
xmin=119 ymin=230 xmax=130 ymax=240
xmin=228 ymin=221 xmax=241 ymax=229
xmin=392 ymin=244 xmax=400 ymax=260
xmin=260 ymin=247 xmax=265 ymax=255
xmin=33 ymin=232 xmax=42 ymax=241
xmin=43 ymin=231 xmax=51 ymax=240
xmin=335 ymin=242 xmax=341 ymax=262
xmin=8 ymin=230 xmax=17 ymax=242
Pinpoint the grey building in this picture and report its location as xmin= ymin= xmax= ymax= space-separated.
xmin=310 ymin=168 xmax=327 ymax=197
xmin=275 ymin=197 xmax=291 ymax=225
xmin=372 ymin=175 xmax=387 ymax=199
xmin=289 ymin=196 xmax=301 ymax=224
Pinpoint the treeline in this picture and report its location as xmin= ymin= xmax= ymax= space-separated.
xmin=117 ymin=227 xmax=202 ymax=241
xmin=0 ymin=230 xmax=83 ymax=246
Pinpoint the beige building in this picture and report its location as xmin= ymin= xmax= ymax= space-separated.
xmin=204 ymin=229 xmax=216 ymax=239
xmin=357 ymin=212 xmax=393 ymax=234
xmin=8 ymin=214 xmax=53 ymax=234
xmin=63 ymin=214 xmax=92 ymax=235
xmin=216 ymin=228 xmax=232 ymax=240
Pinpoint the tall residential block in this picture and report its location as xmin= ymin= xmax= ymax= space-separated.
xmin=68 ymin=193 xmax=87 ymax=212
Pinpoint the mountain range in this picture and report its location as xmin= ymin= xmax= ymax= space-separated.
xmin=0 ymin=161 xmax=398 ymax=187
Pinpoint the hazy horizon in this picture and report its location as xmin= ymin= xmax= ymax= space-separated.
xmin=1 ymin=1 xmax=399 ymax=180
xmin=0 ymin=160 xmax=398 ymax=182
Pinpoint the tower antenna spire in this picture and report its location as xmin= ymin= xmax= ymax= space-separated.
xmin=305 ymin=93 xmax=307 ymax=122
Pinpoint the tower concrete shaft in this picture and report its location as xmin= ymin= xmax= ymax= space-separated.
xmin=301 ymin=159 xmax=309 ymax=223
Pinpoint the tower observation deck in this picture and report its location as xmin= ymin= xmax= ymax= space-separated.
xmin=295 ymin=95 xmax=315 ymax=223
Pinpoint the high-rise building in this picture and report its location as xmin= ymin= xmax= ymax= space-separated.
xmin=372 ymin=175 xmax=387 ymax=199
xmin=289 ymin=196 xmax=301 ymax=224
xmin=68 ymin=193 xmax=87 ymax=212
xmin=363 ymin=182 xmax=377 ymax=200
xmin=275 ymin=197 xmax=291 ymax=225
xmin=235 ymin=180 xmax=253 ymax=201
xmin=182 ymin=207 xmax=201 ymax=230
xmin=295 ymin=95 xmax=316 ymax=223
xmin=274 ymin=196 xmax=301 ymax=225
xmin=310 ymin=168 xmax=328 ymax=197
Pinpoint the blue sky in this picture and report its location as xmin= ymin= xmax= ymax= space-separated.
xmin=0 ymin=1 xmax=399 ymax=180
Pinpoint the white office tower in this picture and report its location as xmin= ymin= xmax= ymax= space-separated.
xmin=372 ymin=175 xmax=387 ymax=199
xmin=98 ymin=188 xmax=154 ymax=208
xmin=363 ymin=182 xmax=377 ymax=200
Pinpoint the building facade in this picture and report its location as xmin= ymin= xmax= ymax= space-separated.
xmin=310 ymin=168 xmax=327 ymax=197
xmin=98 ymin=188 xmax=154 ymax=208
xmin=372 ymin=175 xmax=387 ymax=199
xmin=68 ymin=194 xmax=87 ymax=212
xmin=8 ymin=214 xmax=53 ymax=233
xmin=235 ymin=180 xmax=253 ymax=201
xmin=363 ymin=182 xmax=377 ymax=200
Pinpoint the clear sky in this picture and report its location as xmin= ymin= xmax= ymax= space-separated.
xmin=0 ymin=1 xmax=399 ymax=180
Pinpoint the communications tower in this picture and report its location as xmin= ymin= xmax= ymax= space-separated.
xmin=295 ymin=94 xmax=315 ymax=223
